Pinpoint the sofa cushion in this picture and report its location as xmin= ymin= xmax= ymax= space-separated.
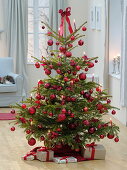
xmin=0 ymin=84 xmax=17 ymax=92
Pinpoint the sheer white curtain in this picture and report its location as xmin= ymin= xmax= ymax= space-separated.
xmin=120 ymin=0 xmax=127 ymax=106
xmin=5 ymin=0 xmax=28 ymax=97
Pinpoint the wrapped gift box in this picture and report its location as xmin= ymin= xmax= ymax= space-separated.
xmin=22 ymin=153 xmax=35 ymax=161
xmin=36 ymin=147 xmax=54 ymax=162
xmin=81 ymin=143 xmax=106 ymax=160
xmin=53 ymin=156 xmax=77 ymax=164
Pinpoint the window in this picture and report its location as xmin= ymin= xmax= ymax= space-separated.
xmin=28 ymin=0 xmax=49 ymax=63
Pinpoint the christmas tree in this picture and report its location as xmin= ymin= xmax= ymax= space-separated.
xmin=11 ymin=7 xmax=119 ymax=150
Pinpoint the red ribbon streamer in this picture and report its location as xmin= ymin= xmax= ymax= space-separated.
xmin=59 ymin=7 xmax=73 ymax=36
xmin=85 ymin=142 xmax=97 ymax=160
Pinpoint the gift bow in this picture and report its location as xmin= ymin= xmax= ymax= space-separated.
xmin=59 ymin=7 xmax=73 ymax=36
xmin=38 ymin=147 xmax=48 ymax=152
xmin=85 ymin=142 xmax=97 ymax=160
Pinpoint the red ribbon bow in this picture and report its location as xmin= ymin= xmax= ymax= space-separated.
xmin=59 ymin=7 xmax=73 ymax=36
xmin=85 ymin=142 xmax=97 ymax=160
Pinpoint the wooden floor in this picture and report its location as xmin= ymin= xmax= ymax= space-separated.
xmin=0 ymin=108 xmax=127 ymax=170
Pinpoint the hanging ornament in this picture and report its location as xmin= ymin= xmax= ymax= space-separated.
xmin=100 ymin=135 xmax=105 ymax=139
xmin=79 ymin=73 xmax=86 ymax=80
xmin=65 ymin=51 xmax=72 ymax=57
xmin=64 ymin=77 xmax=69 ymax=82
xmin=56 ymin=41 xmax=60 ymax=46
xmin=71 ymin=35 xmax=75 ymax=40
xmin=28 ymin=107 xmax=36 ymax=115
xmin=44 ymin=83 xmax=51 ymax=89
xmin=82 ymin=26 xmax=87 ymax=31
xmin=95 ymin=59 xmax=98 ymax=63
xmin=49 ymin=112 xmax=53 ymax=117
xmin=45 ymin=69 xmax=51 ymax=75
xmin=88 ymin=127 xmax=96 ymax=134
xmin=26 ymin=129 xmax=31 ymax=134
xmin=107 ymin=99 xmax=111 ymax=104
xmin=35 ymin=62 xmax=40 ymax=68
xmin=68 ymin=44 xmax=73 ymax=48
xmin=78 ymin=39 xmax=84 ymax=46
xmin=40 ymin=136 xmax=45 ymax=141
xmin=114 ymin=137 xmax=119 ymax=142
xmin=75 ymin=65 xmax=81 ymax=71
xmin=21 ymin=104 xmax=26 ymax=109
xmin=83 ymin=107 xmax=88 ymax=112
xmin=83 ymin=120 xmax=90 ymax=126
xmin=28 ymin=138 xmax=36 ymax=146
xmin=10 ymin=126 xmax=15 ymax=131
xmin=85 ymin=67 xmax=89 ymax=72
xmin=10 ymin=109 xmax=15 ymax=114
xmin=50 ymin=94 xmax=56 ymax=100
xmin=47 ymin=39 xmax=53 ymax=46
xmin=112 ymin=110 xmax=116 ymax=115
xmin=107 ymin=133 xmax=114 ymax=139
xmin=57 ymin=113 xmax=66 ymax=122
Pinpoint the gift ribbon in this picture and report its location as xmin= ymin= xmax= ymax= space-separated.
xmin=60 ymin=156 xmax=70 ymax=163
xmin=23 ymin=152 xmax=36 ymax=160
xmin=59 ymin=7 xmax=73 ymax=36
xmin=38 ymin=147 xmax=49 ymax=161
xmin=85 ymin=142 xmax=97 ymax=160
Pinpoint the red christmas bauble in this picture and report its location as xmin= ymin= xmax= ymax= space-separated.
xmin=79 ymin=73 xmax=86 ymax=80
xmin=83 ymin=92 xmax=91 ymax=99
xmin=57 ymin=113 xmax=66 ymax=122
xmin=80 ymin=90 xmax=85 ymax=95
xmin=114 ymin=137 xmax=119 ymax=142
xmin=28 ymin=107 xmax=36 ymax=114
xmin=87 ymin=62 xmax=94 ymax=68
xmin=61 ymin=108 xmax=67 ymax=114
xmin=49 ymin=112 xmax=53 ymax=117
xmin=56 ymin=69 xmax=62 ymax=74
xmin=68 ymin=123 xmax=77 ymax=129
xmin=100 ymin=135 xmax=105 ymax=139
xmin=96 ymin=103 xmax=103 ymax=110
xmin=76 ymin=65 xmax=81 ymax=71
xmin=85 ymin=67 xmax=89 ymax=72
xmin=70 ymin=113 xmax=75 ymax=118
xmin=56 ymin=41 xmax=60 ymax=46
xmin=10 ymin=126 xmax=15 ymax=131
xmin=83 ymin=120 xmax=90 ymax=126
xmin=38 ymin=124 xmax=43 ymax=128
xmin=88 ymin=127 xmax=96 ymax=134
xmin=107 ymin=99 xmax=111 ymax=104
xmin=38 ymin=80 xmax=44 ymax=85
xmin=49 ymin=64 xmax=53 ymax=69
xmin=21 ymin=104 xmax=26 ymax=109
xmin=96 ymin=87 xmax=101 ymax=92
xmin=64 ymin=77 xmax=69 ymax=82
xmin=95 ymin=60 xmax=98 ymax=63
xmin=44 ymin=83 xmax=51 ymax=89
xmin=10 ymin=109 xmax=15 ymax=114
xmin=26 ymin=129 xmax=31 ymax=134
xmin=35 ymin=94 xmax=41 ymax=100
xmin=35 ymin=62 xmax=40 ymax=68
xmin=41 ymin=95 xmax=45 ymax=100
xmin=45 ymin=69 xmax=51 ymax=75
xmin=97 ymin=124 xmax=102 ymax=129
xmin=112 ymin=110 xmax=116 ymax=115
xmin=82 ymin=26 xmax=87 ymax=31
xmin=56 ymin=128 xmax=61 ymax=132
xmin=42 ymin=26 xmax=45 ymax=29
xmin=68 ymin=44 xmax=73 ymax=48
xmin=47 ymin=39 xmax=53 ymax=46
xmin=71 ymin=35 xmax=75 ymax=40
xmin=65 ymin=51 xmax=72 ymax=57
xmin=71 ymin=97 xmax=76 ymax=102
xmin=57 ymin=62 xmax=62 ymax=66
xmin=50 ymin=94 xmax=56 ymax=100
xmin=72 ymin=71 xmax=77 ymax=75
xmin=28 ymin=138 xmax=36 ymax=146
xmin=59 ymin=46 xmax=66 ymax=53
xmin=107 ymin=133 xmax=114 ymax=139
xmin=20 ymin=117 xmax=26 ymax=123
xmin=83 ymin=107 xmax=88 ymax=112
xmin=40 ymin=136 xmax=45 ymax=141
xmin=89 ymin=89 xmax=93 ymax=94
xmin=78 ymin=39 xmax=84 ymax=46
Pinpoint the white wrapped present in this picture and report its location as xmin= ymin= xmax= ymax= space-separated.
xmin=53 ymin=156 xmax=77 ymax=164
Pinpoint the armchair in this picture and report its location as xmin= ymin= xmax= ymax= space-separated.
xmin=0 ymin=57 xmax=23 ymax=107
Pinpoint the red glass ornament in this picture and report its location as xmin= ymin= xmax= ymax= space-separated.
xmin=96 ymin=87 xmax=101 ymax=92
xmin=28 ymin=138 xmax=36 ymax=146
xmin=10 ymin=126 xmax=15 ymax=131
xmin=82 ymin=26 xmax=87 ymax=31
xmin=100 ymin=135 xmax=105 ymax=139
xmin=49 ymin=112 xmax=53 ymax=117
xmin=56 ymin=128 xmax=61 ymax=132
xmin=41 ymin=95 xmax=45 ymax=100
xmin=78 ymin=39 xmax=84 ymax=46
xmin=80 ymin=90 xmax=85 ymax=95
xmin=61 ymin=108 xmax=67 ymax=114
xmin=42 ymin=26 xmax=45 ymax=29
xmin=40 ymin=136 xmax=45 ymax=141
xmin=76 ymin=65 xmax=81 ymax=71
xmin=35 ymin=62 xmax=40 ymax=68
xmin=87 ymin=62 xmax=94 ymax=68
xmin=112 ymin=110 xmax=116 ymax=115
xmin=56 ymin=69 xmax=62 ymax=74
xmin=85 ymin=67 xmax=89 ymax=72
xmin=97 ymin=103 xmax=103 ymax=110
xmin=97 ymin=124 xmax=102 ymax=129
xmin=57 ymin=62 xmax=62 ymax=66
xmin=83 ymin=107 xmax=88 ymax=112
xmin=64 ymin=77 xmax=69 ymax=82
xmin=83 ymin=120 xmax=90 ymax=126
xmin=72 ymin=71 xmax=77 ymax=75
xmin=83 ymin=92 xmax=91 ymax=99
xmin=89 ymin=89 xmax=93 ymax=94
xmin=114 ymin=137 xmax=119 ymax=142
xmin=45 ymin=69 xmax=51 ymax=75
xmin=38 ymin=124 xmax=43 ymax=128
xmin=68 ymin=44 xmax=73 ymax=48
xmin=59 ymin=46 xmax=66 ymax=53
xmin=47 ymin=39 xmax=53 ymax=46
xmin=10 ymin=109 xmax=15 ymax=114
xmin=28 ymin=107 xmax=36 ymax=114
xmin=71 ymin=97 xmax=76 ymax=102
xmin=88 ymin=127 xmax=96 ymax=134
xmin=107 ymin=99 xmax=111 ymax=104
xmin=79 ymin=73 xmax=86 ymax=80
xmin=95 ymin=60 xmax=98 ymax=63
xmin=107 ymin=133 xmax=114 ymax=139
xmin=50 ymin=94 xmax=56 ymax=100
xmin=21 ymin=104 xmax=26 ymax=109
xmin=65 ymin=51 xmax=72 ymax=57
xmin=70 ymin=113 xmax=75 ymax=118
xmin=68 ymin=123 xmax=77 ymax=129
xmin=71 ymin=35 xmax=75 ymax=40
xmin=44 ymin=83 xmax=51 ymax=89
xmin=38 ymin=80 xmax=44 ymax=85
xmin=56 ymin=41 xmax=60 ymax=46
xmin=57 ymin=113 xmax=66 ymax=122
xmin=26 ymin=129 xmax=31 ymax=134
xmin=19 ymin=117 xmax=27 ymax=123
xmin=35 ymin=94 xmax=41 ymax=100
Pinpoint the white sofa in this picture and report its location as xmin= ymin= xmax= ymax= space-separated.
xmin=0 ymin=57 xmax=23 ymax=107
